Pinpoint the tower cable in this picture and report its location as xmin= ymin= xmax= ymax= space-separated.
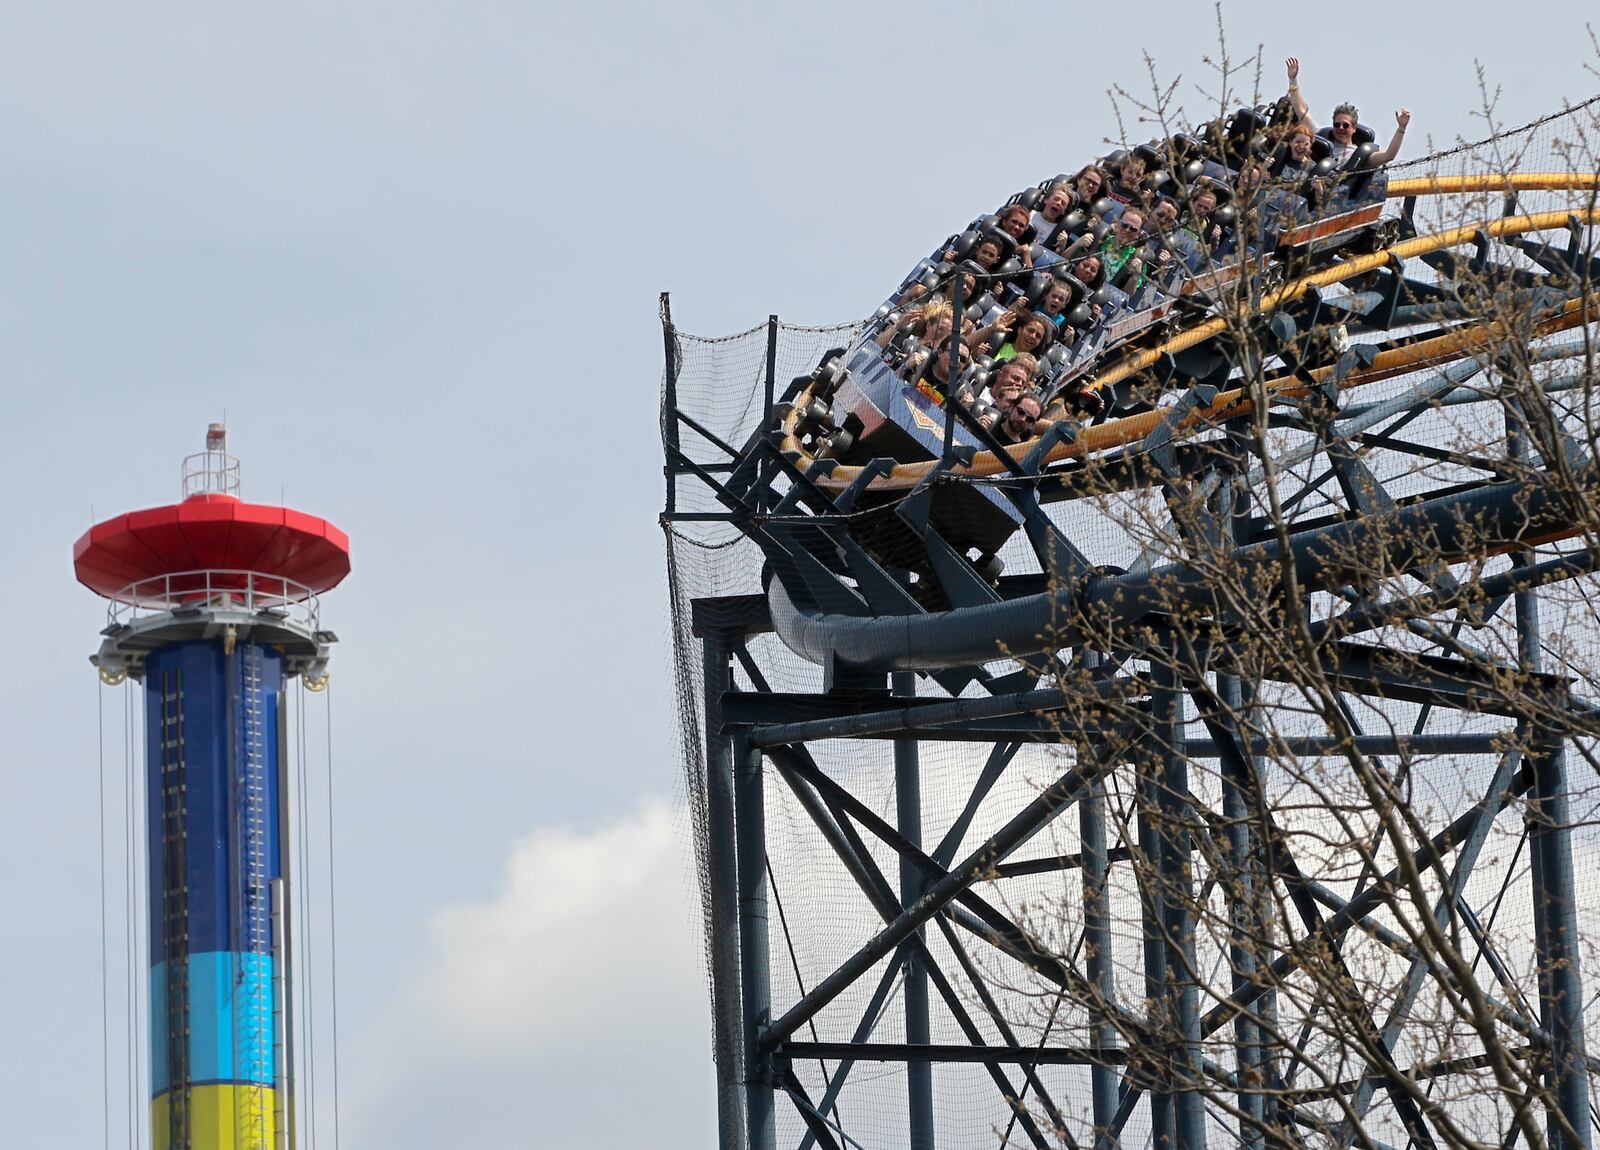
xmin=125 ymin=682 xmax=139 ymax=1150
xmin=296 ymin=677 xmax=319 ymax=1149
xmin=137 ymin=680 xmax=151 ymax=1150
xmin=324 ymin=682 xmax=344 ymax=1150
xmin=134 ymin=679 xmax=148 ymax=1150
xmin=97 ymin=679 xmax=110 ymax=1150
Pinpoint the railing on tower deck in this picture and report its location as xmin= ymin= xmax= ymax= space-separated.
xmin=106 ymin=570 xmax=322 ymax=631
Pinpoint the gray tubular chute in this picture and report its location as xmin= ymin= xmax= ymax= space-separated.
xmin=768 ymin=466 xmax=1592 ymax=674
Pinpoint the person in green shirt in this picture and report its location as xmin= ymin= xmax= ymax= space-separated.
xmin=1057 ymin=208 xmax=1148 ymax=292
xmin=1098 ymin=207 xmax=1148 ymax=290
xmin=989 ymin=312 xmax=1054 ymax=364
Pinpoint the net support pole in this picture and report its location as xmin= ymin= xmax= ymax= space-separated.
xmin=763 ymin=315 xmax=779 ymax=437
xmin=1154 ymin=664 xmax=1206 ymax=1150
xmin=892 ymin=671 xmax=936 ymax=1150
xmin=734 ymin=729 xmax=777 ymax=1150
xmin=703 ymin=636 xmax=746 ymax=1150
xmin=759 ymin=316 xmax=779 ymax=514
xmin=661 ymin=292 xmax=681 ymax=516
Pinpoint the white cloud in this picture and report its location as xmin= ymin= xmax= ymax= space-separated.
xmin=342 ymin=800 xmax=715 ymax=1149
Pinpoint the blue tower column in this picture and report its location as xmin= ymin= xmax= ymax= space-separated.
xmin=145 ymin=639 xmax=283 ymax=1150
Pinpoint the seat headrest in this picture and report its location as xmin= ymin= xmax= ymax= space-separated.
xmin=1317 ymin=123 xmax=1377 ymax=147
xmin=1168 ymin=134 xmax=1203 ymax=163
xmin=1228 ymin=108 xmax=1267 ymax=136
xmin=1264 ymin=95 xmax=1296 ymax=127
xmin=1059 ymin=208 xmax=1089 ymax=236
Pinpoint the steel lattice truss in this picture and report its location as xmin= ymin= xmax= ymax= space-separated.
xmin=663 ymin=168 xmax=1600 ymax=1150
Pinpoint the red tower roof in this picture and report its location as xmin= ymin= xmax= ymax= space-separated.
xmin=73 ymin=492 xmax=351 ymax=601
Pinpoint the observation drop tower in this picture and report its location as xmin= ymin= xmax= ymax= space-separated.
xmin=74 ymin=425 xmax=349 ymax=1150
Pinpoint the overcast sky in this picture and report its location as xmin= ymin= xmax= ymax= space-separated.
xmin=2 ymin=3 xmax=1597 ymax=1148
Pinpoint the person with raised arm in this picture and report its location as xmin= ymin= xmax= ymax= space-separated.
xmin=1285 ymin=56 xmax=1410 ymax=168
xmin=990 ymin=311 xmax=1055 ymax=364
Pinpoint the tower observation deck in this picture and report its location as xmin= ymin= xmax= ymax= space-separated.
xmin=75 ymin=425 xmax=349 ymax=1150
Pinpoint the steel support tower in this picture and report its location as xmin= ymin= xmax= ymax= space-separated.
xmin=75 ymin=426 xmax=348 ymax=1150
xmin=662 ymin=165 xmax=1600 ymax=1150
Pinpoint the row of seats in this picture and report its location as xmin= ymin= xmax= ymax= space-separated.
xmin=868 ymin=98 xmax=1397 ymax=426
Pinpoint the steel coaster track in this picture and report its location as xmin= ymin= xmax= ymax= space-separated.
xmin=718 ymin=182 xmax=1600 ymax=673
xmin=758 ymin=196 xmax=1600 ymax=660
xmin=781 ymin=190 xmax=1600 ymax=495
xmin=751 ymin=198 xmax=1600 ymax=662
